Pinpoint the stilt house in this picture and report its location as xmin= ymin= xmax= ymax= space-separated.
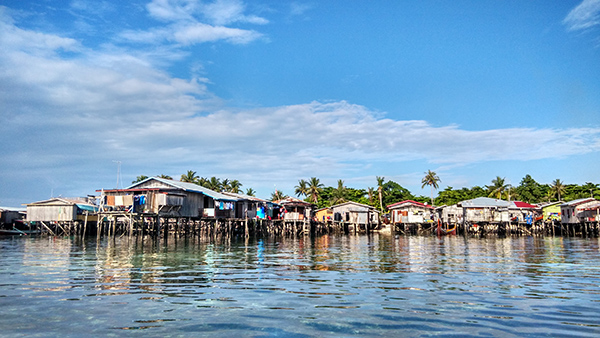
xmin=276 ymin=197 xmax=314 ymax=221
xmin=509 ymin=201 xmax=540 ymax=225
xmin=458 ymin=197 xmax=511 ymax=225
xmin=26 ymin=198 xmax=98 ymax=223
xmin=387 ymin=200 xmax=434 ymax=225
xmin=435 ymin=204 xmax=463 ymax=224
xmin=538 ymin=201 xmax=562 ymax=222
xmin=221 ymin=192 xmax=277 ymax=219
xmin=99 ymin=177 xmax=238 ymax=219
xmin=561 ymin=198 xmax=598 ymax=224
xmin=330 ymin=201 xmax=379 ymax=226
xmin=0 ymin=206 xmax=26 ymax=228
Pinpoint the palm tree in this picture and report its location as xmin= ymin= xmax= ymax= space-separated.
xmin=376 ymin=176 xmax=385 ymax=212
xmin=181 ymin=170 xmax=199 ymax=183
xmin=246 ymin=188 xmax=256 ymax=197
xmin=294 ymin=179 xmax=308 ymax=198
xmin=132 ymin=175 xmax=148 ymax=184
xmin=207 ymin=177 xmax=222 ymax=191
xmin=421 ymin=170 xmax=441 ymax=206
xmin=197 ymin=177 xmax=210 ymax=188
xmin=157 ymin=174 xmax=172 ymax=180
xmin=488 ymin=176 xmax=510 ymax=200
xmin=307 ymin=177 xmax=324 ymax=204
xmin=271 ymin=190 xmax=286 ymax=202
xmin=221 ymin=178 xmax=230 ymax=192
xmin=367 ymin=187 xmax=375 ymax=205
xmin=331 ymin=179 xmax=347 ymax=205
xmin=551 ymin=179 xmax=566 ymax=201
xmin=228 ymin=180 xmax=242 ymax=193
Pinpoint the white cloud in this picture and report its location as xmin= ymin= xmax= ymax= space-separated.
xmin=290 ymin=2 xmax=313 ymax=17
xmin=564 ymin=0 xmax=600 ymax=31
xmin=201 ymin=0 xmax=268 ymax=25
xmin=1 ymin=9 xmax=600 ymax=203
xmin=146 ymin=0 xmax=197 ymax=22
xmin=139 ymin=0 xmax=266 ymax=46
xmin=172 ymin=22 xmax=262 ymax=44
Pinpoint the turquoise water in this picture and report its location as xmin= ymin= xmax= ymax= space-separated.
xmin=1 ymin=234 xmax=599 ymax=337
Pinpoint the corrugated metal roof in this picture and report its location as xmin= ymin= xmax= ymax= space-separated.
xmin=221 ymin=192 xmax=271 ymax=203
xmin=561 ymin=198 xmax=596 ymax=207
xmin=331 ymin=201 xmax=378 ymax=212
xmin=459 ymin=197 xmax=511 ymax=208
xmin=511 ymin=201 xmax=537 ymax=208
xmin=387 ymin=200 xmax=433 ymax=209
xmin=127 ymin=177 xmax=238 ymax=202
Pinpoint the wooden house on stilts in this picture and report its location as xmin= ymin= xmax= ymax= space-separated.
xmin=25 ymin=198 xmax=98 ymax=236
xmin=97 ymin=177 xmax=239 ymax=236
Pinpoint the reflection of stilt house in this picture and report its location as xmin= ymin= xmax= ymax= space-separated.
xmin=330 ymin=201 xmax=379 ymax=229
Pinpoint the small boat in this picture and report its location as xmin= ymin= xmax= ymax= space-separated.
xmin=436 ymin=219 xmax=456 ymax=236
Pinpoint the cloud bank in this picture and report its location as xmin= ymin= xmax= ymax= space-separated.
xmin=1 ymin=3 xmax=599 ymax=205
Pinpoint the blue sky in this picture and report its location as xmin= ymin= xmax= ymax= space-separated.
xmin=1 ymin=0 xmax=600 ymax=206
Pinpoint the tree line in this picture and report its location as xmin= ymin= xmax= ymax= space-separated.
xmin=132 ymin=171 xmax=599 ymax=212
xmin=132 ymin=171 xmax=256 ymax=196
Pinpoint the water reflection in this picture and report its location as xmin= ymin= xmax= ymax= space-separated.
xmin=1 ymin=234 xmax=600 ymax=337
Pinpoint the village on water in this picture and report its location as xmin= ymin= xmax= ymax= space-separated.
xmin=1 ymin=170 xmax=599 ymax=238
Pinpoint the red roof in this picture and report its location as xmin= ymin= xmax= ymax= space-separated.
xmin=387 ymin=200 xmax=433 ymax=209
xmin=512 ymin=201 xmax=537 ymax=208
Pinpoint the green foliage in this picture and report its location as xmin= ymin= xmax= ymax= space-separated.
xmin=132 ymin=175 xmax=148 ymax=184
xmin=435 ymin=186 xmax=487 ymax=206
xmin=381 ymin=180 xmax=414 ymax=210
xmin=270 ymin=190 xmax=287 ymax=201
xmin=514 ymin=174 xmax=543 ymax=203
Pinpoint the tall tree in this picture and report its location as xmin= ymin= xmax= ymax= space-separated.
xmin=308 ymin=177 xmax=324 ymax=204
xmin=421 ymin=170 xmax=441 ymax=206
xmin=515 ymin=174 xmax=543 ymax=203
xmin=330 ymin=179 xmax=347 ymax=205
xmin=228 ymin=180 xmax=242 ymax=193
xmin=207 ymin=177 xmax=222 ymax=191
xmin=551 ymin=179 xmax=566 ymax=201
xmin=197 ymin=177 xmax=209 ymax=188
xmin=221 ymin=178 xmax=230 ymax=192
xmin=132 ymin=175 xmax=148 ymax=184
xmin=157 ymin=174 xmax=172 ymax=180
xmin=271 ymin=190 xmax=286 ymax=202
xmin=245 ymin=188 xmax=256 ymax=197
xmin=294 ymin=179 xmax=308 ymax=198
xmin=367 ymin=187 xmax=375 ymax=205
xmin=181 ymin=170 xmax=199 ymax=183
xmin=376 ymin=176 xmax=385 ymax=212
xmin=487 ymin=176 xmax=510 ymax=200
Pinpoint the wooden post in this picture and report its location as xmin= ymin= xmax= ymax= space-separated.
xmin=83 ymin=212 xmax=88 ymax=238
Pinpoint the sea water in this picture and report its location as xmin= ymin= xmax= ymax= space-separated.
xmin=1 ymin=234 xmax=599 ymax=337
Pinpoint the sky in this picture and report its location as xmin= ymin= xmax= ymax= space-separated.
xmin=1 ymin=0 xmax=600 ymax=207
